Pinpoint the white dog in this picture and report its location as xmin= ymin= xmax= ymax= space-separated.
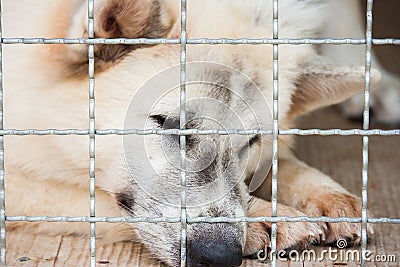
xmin=4 ymin=1 xmax=382 ymax=266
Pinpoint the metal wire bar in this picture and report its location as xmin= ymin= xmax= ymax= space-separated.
xmin=2 ymin=37 xmax=400 ymax=45
xmin=361 ymin=0 xmax=373 ymax=266
xmin=5 ymin=215 xmax=400 ymax=224
xmin=0 ymin=2 xmax=6 ymax=266
xmin=271 ymin=0 xmax=279 ymax=266
xmin=188 ymin=217 xmax=400 ymax=224
xmin=0 ymin=128 xmax=399 ymax=136
xmin=279 ymin=129 xmax=400 ymax=136
xmin=87 ymin=0 xmax=96 ymax=266
xmin=0 ymin=2 xmax=398 ymax=267
xmin=179 ymin=0 xmax=188 ymax=266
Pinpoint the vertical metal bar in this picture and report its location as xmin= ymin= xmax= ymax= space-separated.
xmin=271 ymin=0 xmax=279 ymax=266
xmin=0 ymin=1 xmax=6 ymax=266
xmin=87 ymin=0 xmax=96 ymax=266
xmin=362 ymin=0 xmax=373 ymax=266
xmin=179 ymin=0 xmax=188 ymax=266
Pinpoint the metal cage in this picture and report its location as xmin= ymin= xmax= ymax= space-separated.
xmin=0 ymin=0 xmax=400 ymax=266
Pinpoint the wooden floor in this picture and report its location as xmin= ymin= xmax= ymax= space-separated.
xmin=6 ymin=107 xmax=400 ymax=266
xmin=6 ymin=230 xmax=399 ymax=267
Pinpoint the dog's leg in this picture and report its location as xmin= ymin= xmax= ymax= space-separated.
xmin=273 ymin=155 xmax=374 ymax=247
xmin=321 ymin=0 xmax=400 ymax=124
xmin=244 ymin=198 xmax=322 ymax=257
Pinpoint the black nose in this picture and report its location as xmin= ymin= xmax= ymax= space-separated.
xmin=189 ymin=238 xmax=242 ymax=267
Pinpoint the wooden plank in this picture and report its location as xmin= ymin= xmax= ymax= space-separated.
xmin=7 ymin=230 xmax=62 ymax=267
xmin=6 ymin=229 xmax=398 ymax=266
xmin=95 ymin=241 xmax=160 ymax=267
xmin=54 ymin=235 xmax=88 ymax=267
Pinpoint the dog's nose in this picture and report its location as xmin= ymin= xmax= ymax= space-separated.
xmin=189 ymin=238 xmax=242 ymax=267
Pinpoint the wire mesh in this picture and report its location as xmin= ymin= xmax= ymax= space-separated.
xmin=5 ymin=215 xmax=400 ymax=224
xmin=271 ymin=0 xmax=279 ymax=266
xmin=87 ymin=0 xmax=96 ymax=266
xmin=0 ymin=128 xmax=399 ymax=136
xmin=1 ymin=37 xmax=400 ymax=45
xmin=1 ymin=0 xmax=399 ymax=266
xmin=361 ymin=0 xmax=374 ymax=265
xmin=0 ymin=2 xmax=6 ymax=266
xmin=179 ymin=0 xmax=188 ymax=265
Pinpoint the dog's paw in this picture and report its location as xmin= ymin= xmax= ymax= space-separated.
xmin=244 ymin=199 xmax=323 ymax=258
xmin=340 ymin=71 xmax=400 ymax=125
xmin=339 ymin=93 xmax=365 ymax=121
xmin=300 ymin=191 xmax=374 ymax=247
xmin=370 ymin=73 xmax=400 ymax=125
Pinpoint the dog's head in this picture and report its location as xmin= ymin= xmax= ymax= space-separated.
xmin=119 ymin=61 xmax=268 ymax=266
xmin=59 ymin=0 xmax=381 ymax=266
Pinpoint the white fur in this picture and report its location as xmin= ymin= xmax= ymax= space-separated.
xmin=321 ymin=0 xmax=400 ymax=124
xmin=3 ymin=0 xmax=379 ymax=265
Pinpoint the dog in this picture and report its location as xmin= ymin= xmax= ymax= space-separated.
xmin=4 ymin=0 xmax=380 ymax=266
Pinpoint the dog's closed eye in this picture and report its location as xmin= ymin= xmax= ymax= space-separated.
xmin=149 ymin=114 xmax=180 ymax=129
xmin=248 ymin=135 xmax=260 ymax=146
xmin=149 ymin=114 xmax=199 ymax=147
xmin=238 ymin=135 xmax=260 ymax=157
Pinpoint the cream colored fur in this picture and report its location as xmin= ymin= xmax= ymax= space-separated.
xmin=4 ymin=0 xmax=378 ymax=265
xmin=322 ymin=0 xmax=400 ymax=124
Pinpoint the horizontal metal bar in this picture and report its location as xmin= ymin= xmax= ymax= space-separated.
xmin=189 ymin=217 xmax=400 ymax=224
xmin=97 ymin=129 xmax=272 ymax=135
xmin=279 ymin=129 xmax=400 ymax=136
xmin=0 ymin=129 xmax=90 ymax=135
xmin=0 ymin=128 xmax=399 ymax=136
xmin=189 ymin=38 xmax=369 ymax=45
xmin=372 ymin=38 xmax=400 ymax=45
xmin=6 ymin=216 xmax=400 ymax=224
xmin=7 ymin=216 xmax=181 ymax=223
xmin=2 ymin=38 xmax=180 ymax=45
xmin=2 ymin=37 xmax=400 ymax=46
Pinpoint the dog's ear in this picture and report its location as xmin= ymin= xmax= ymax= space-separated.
xmin=64 ymin=0 xmax=172 ymax=76
xmin=95 ymin=0 xmax=171 ymax=39
xmin=69 ymin=0 xmax=171 ymax=39
xmin=288 ymin=65 xmax=381 ymax=118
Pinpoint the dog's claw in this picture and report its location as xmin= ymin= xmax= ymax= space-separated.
xmin=301 ymin=191 xmax=374 ymax=247
xmin=319 ymin=223 xmax=327 ymax=242
xmin=368 ymin=224 xmax=375 ymax=235
xmin=245 ymin=200 xmax=323 ymax=257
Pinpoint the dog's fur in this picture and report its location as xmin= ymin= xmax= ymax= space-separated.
xmin=322 ymin=0 xmax=400 ymax=124
xmin=4 ymin=0 xmax=381 ymax=266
